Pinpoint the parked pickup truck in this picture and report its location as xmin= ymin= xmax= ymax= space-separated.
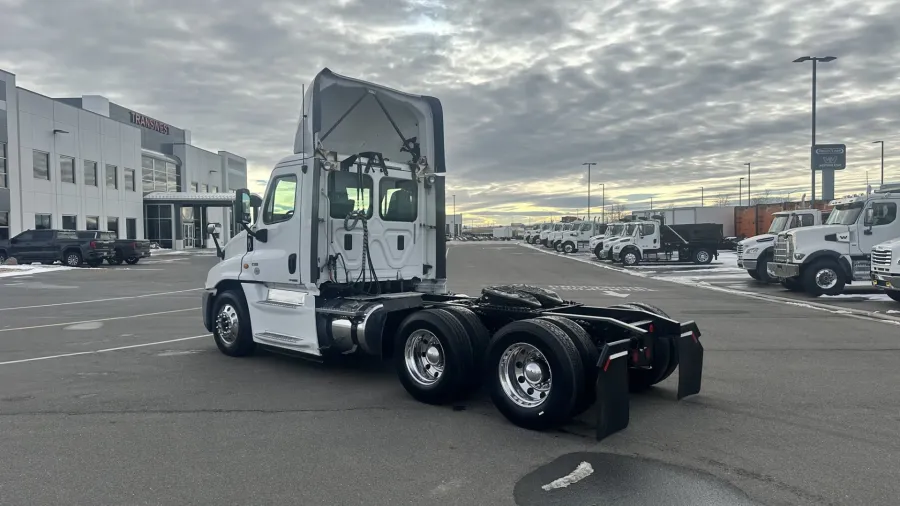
xmin=0 ymin=229 xmax=113 ymax=267
xmin=870 ymin=237 xmax=900 ymax=303
xmin=76 ymin=231 xmax=152 ymax=265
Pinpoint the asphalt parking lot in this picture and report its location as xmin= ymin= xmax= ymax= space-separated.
xmin=2 ymin=244 xmax=899 ymax=505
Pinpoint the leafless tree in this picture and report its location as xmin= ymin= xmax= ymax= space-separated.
xmin=751 ymin=189 xmax=775 ymax=205
xmin=606 ymin=203 xmax=627 ymax=221
xmin=714 ymin=194 xmax=730 ymax=206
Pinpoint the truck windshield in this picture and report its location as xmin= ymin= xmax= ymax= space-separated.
xmin=542 ymin=224 xmax=552 ymax=230
xmin=768 ymin=215 xmax=790 ymax=234
xmin=563 ymin=224 xmax=574 ymax=231
xmin=624 ymin=224 xmax=637 ymax=235
xmin=554 ymin=224 xmax=563 ymax=231
xmin=580 ymin=223 xmax=592 ymax=231
xmin=825 ymin=203 xmax=864 ymax=225
xmin=607 ymin=224 xmax=622 ymax=236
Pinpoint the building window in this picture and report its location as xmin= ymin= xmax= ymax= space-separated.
xmin=60 ymin=156 xmax=76 ymax=184
xmin=86 ymin=216 xmax=99 ymax=230
xmin=379 ymin=177 xmax=418 ymax=222
xmin=0 ymin=211 xmax=9 ymax=240
xmin=200 ymin=184 xmax=208 ymax=193
xmin=33 ymin=150 xmax=50 ymax=180
xmin=211 ymin=186 xmax=218 ymax=193
xmin=62 ymin=215 xmax=77 ymax=230
xmin=141 ymin=156 xmax=181 ymax=195
xmin=106 ymin=165 xmax=118 ymax=189
xmin=84 ymin=160 xmax=98 ymax=186
xmin=0 ymin=143 xmax=7 ymax=188
xmin=126 ymin=218 xmax=137 ymax=240
xmin=145 ymin=204 xmax=173 ymax=249
xmin=107 ymin=217 xmax=119 ymax=235
xmin=191 ymin=182 xmax=198 ymax=192
xmin=35 ymin=213 xmax=52 ymax=230
xmin=125 ymin=168 xmax=136 ymax=191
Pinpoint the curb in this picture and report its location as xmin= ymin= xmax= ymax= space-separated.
xmin=517 ymin=242 xmax=900 ymax=327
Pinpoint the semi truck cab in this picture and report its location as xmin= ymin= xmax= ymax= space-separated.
xmin=769 ymin=184 xmax=900 ymax=296
xmin=737 ymin=209 xmax=827 ymax=282
xmin=558 ymin=221 xmax=605 ymax=254
xmin=590 ymin=222 xmax=623 ymax=259
xmin=871 ymin=238 xmax=900 ymax=303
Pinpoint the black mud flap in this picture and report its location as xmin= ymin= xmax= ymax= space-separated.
xmin=677 ymin=321 xmax=703 ymax=400
xmin=595 ymin=338 xmax=631 ymax=441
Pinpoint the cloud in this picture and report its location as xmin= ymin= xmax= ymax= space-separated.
xmin=1 ymin=0 xmax=897 ymax=224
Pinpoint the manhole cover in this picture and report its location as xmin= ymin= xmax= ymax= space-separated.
xmin=514 ymin=452 xmax=756 ymax=506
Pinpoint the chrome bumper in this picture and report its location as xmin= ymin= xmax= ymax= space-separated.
xmin=769 ymin=262 xmax=799 ymax=278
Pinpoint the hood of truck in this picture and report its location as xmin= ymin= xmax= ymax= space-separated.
xmin=785 ymin=224 xmax=850 ymax=241
xmin=294 ymin=68 xmax=444 ymax=173
xmin=740 ymin=234 xmax=776 ymax=247
xmin=874 ymin=236 xmax=900 ymax=253
xmin=785 ymin=225 xmax=852 ymax=255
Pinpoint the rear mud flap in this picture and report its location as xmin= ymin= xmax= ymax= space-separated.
xmin=595 ymin=339 xmax=631 ymax=441
xmin=677 ymin=322 xmax=703 ymax=400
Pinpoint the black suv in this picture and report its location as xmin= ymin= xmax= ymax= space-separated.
xmin=0 ymin=229 xmax=114 ymax=267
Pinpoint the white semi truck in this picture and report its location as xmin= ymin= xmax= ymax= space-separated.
xmin=769 ymin=184 xmax=900 ymax=296
xmin=201 ymin=69 xmax=704 ymax=440
xmin=610 ymin=219 xmax=722 ymax=266
xmin=539 ymin=223 xmax=562 ymax=247
xmin=737 ymin=209 xmax=828 ymax=283
xmin=590 ymin=222 xmax=625 ymax=259
xmin=870 ymin=237 xmax=900 ymax=303
xmin=556 ymin=222 xmax=606 ymax=254
xmin=597 ymin=222 xmax=640 ymax=261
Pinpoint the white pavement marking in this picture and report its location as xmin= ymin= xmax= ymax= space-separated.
xmin=601 ymin=290 xmax=630 ymax=298
xmin=0 ymin=307 xmax=199 ymax=333
xmin=0 ymin=334 xmax=211 ymax=366
xmin=541 ymin=461 xmax=594 ymax=491
xmin=549 ymin=285 xmax=656 ymax=292
xmin=0 ymin=287 xmax=204 ymax=311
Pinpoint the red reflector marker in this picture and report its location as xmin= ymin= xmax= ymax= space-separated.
xmin=603 ymin=358 xmax=611 ymax=372
xmin=692 ymin=331 xmax=698 ymax=343
xmin=648 ymin=324 xmax=654 ymax=333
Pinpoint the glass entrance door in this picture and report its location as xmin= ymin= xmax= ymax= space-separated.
xmin=183 ymin=223 xmax=195 ymax=248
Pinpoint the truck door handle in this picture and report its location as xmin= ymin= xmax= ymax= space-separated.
xmin=288 ymin=254 xmax=297 ymax=274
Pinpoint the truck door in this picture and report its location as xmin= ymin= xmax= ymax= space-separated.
xmin=371 ymin=176 xmax=422 ymax=278
xmin=859 ymin=200 xmax=898 ymax=255
xmin=326 ymin=169 xmax=375 ymax=280
xmin=239 ymin=168 xmax=320 ymax=354
xmin=638 ymin=223 xmax=657 ymax=251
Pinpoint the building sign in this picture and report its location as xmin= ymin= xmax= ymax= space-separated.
xmin=812 ymin=144 xmax=846 ymax=171
xmin=129 ymin=111 xmax=170 ymax=135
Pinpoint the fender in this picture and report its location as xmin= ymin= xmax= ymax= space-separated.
xmin=801 ymin=250 xmax=852 ymax=279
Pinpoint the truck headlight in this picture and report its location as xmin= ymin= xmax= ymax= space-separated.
xmin=794 ymin=253 xmax=805 ymax=260
xmin=745 ymin=247 xmax=758 ymax=255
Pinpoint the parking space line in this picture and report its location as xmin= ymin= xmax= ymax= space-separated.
xmin=0 ymin=288 xmax=203 ymax=311
xmin=0 ymin=334 xmax=211 ymax=366
xmin=0 ymin=308 xmax=199 ymax=333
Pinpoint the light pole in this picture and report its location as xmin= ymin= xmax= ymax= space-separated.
xmin=794 ymin=55 xmax=837 ymax=205
xmin=597 ymin=183 xmax=605 ymax=223
xmin=744 ymin=162 xmax=751 ymax=205
xmin=872 ymin=140 xmax=884 ymax=186
xmin=650 ymin=196 xmax=654 ymax=210
xmin=583 ymin=162 xmax=596 ymax=222
xmin=739 ymin=177 xmax=744 ymax=206
xmin=452 ymin=194 xmax=456 ymax=237
xmin=701 ymin=186 xmax=704 ymax=207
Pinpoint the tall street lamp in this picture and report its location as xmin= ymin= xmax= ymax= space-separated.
xmin=794 ymin=55 xmax=837 ymax=205
xmin=744 ymin=162 xmax=751 ymax=206
xmin=452 ymin=194 xmax=457 ymax=237
xmin=700 ymin=186 xmax=704 ymax=207
xmin=739 ymin=177 xmax=745 ymax=206
xmin=583 ymin=162 xmax=596 ymax=222
xmin=872 ymin=140 xmax=884 ymax=186
xmin=598 ymin=183 xmax=605 ymax=223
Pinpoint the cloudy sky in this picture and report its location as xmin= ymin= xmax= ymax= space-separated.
xmin=2 ymin=0 xmax=898 ymax=225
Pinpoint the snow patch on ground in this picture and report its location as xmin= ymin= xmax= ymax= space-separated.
xmin=0 ymin=265 xmax=76 ymax=278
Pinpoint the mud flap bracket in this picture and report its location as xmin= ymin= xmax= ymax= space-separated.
xmin=595 ymin=338 xmax=631 ymax=441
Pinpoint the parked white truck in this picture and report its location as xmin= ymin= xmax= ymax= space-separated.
xmin=769 ymin=184 xmax=900 ymax=296
xmin=200 ymin=69 xmax=704 ymax=440
xmin=870 ymin=237 xmax=900 ymax=303
xmin=590 ymin=222 xmax=625 ymax=259
xmin=556 ymin=222 xmax=606 ymax=254
xmin=737 ymin=209 xmax=828 ymax=283
xmin=549 ymin=221 xmax=581 ymax=250
xmin=540 ymin=223 xmax=562 ymax=247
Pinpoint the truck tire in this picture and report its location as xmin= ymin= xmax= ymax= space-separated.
xmin=554 ymin=241 xmax=563 ymax=252
xmin=536 ymin=316 xmax=598 ymax=416
xmin=594 ymin=245 xmax=603 ymax=260
xmin=441 ymin=305 xmax=491 ymax=383
xmin=64 ymin=250 xmax=82 ymax=267
xmin=625 ymin=302 xmax=679 ymax=386
xmin=692 ymin=248 xmax=713 ymax=265
xmin=621 ymin=248 xmax=641 ymax=266
xmin=756 ymin=254 xmax=774 ymax=283
xmin=781 ymin=278 xmax=803 ymax=292
xmin=802 ymin=259 xmax=845 ymax=297
xmin=485 ymin=318 xmax=585 ymax=430
xmin=747 ymin=269 xmax=760 ymax=280
xmin=0 ymin=251 xmax=7 ymax=264
xmin=887 ymin=291 xmax=900 ymax=302
xmin=108 ymin=250 xmax=124 ymax=265
xmin=562 ymin=241 xmax=577 ymax=254
xmin=125 ymin=257 xmax=140 ymax=265
xmin=212 ymin=290 xmax=256 ymax=357
xmin=394 ymin=309 xmax=476 ymax=405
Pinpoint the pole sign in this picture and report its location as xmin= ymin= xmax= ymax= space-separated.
xmin=812 ymin=144 xmax=846 ymax=171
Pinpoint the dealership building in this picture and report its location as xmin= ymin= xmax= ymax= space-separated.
xmin=0 ymin=68 xmax=248 ymax=249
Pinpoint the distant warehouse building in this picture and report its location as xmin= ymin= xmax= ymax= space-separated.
xmin=0 ymin=68 xmax=249 ymax=249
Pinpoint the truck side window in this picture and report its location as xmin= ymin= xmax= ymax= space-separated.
xmin=329 ymin=172 xmax=373 ymax=219
xmin=380 ymin=178 xmax=418 ymax=222
xmin=800 ymin=214 xmax=814 ymax=227
xmin=870 ymin=202 xmax=897 ymax=227
xmin=32 ymin=230 xmax=52 ymax=241
xmin=641 ymin=223 xmax=654 ymax=235
xmin=262 ymin=175 xmax=298 ymax=225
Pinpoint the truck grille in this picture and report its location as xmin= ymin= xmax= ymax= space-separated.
xmin=736 ymin=244 xmax=744 ymax=260
xmin=871 ymin=248 xmax=893 ymax=267
xmin=774 ymin=236 xmax=790 ymax=263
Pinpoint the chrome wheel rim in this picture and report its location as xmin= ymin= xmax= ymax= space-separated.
xmin=564 ymin=243 xmax=574 ymax=253
xmin=216 ymin=304 xmax=240 ymax=345
xmin=404 ymin=329 xmax=444 ymax=386
xmin=498 ymin=342 xmax=551 ymax=408
xmin=696 ymin=250 xmax=710 ymax=263
xmin=815 ymin=268 xmax=838 ymax=290
xmin=624 ymin=252 xmax=637 ymax=265
xmin=66 ymin=254 xmax=80 ymax=266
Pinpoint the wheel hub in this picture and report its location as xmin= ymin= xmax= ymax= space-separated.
xmin=404 ymin=330 xmax=444 ymax=386
xmin=697 ymin=251 xmax=709 ymax=262
xmin=523 ymin=361 xmax=545 ymax=383
xmin=216 ymin=304 xmax=240 ymax=344
xmin=498 ymin=343 xmax=552 ymax=408
xmin=425 ymin=345 xmax=442 ymax=366
xmin=815 ymin=268 xmax=838 ymax=289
